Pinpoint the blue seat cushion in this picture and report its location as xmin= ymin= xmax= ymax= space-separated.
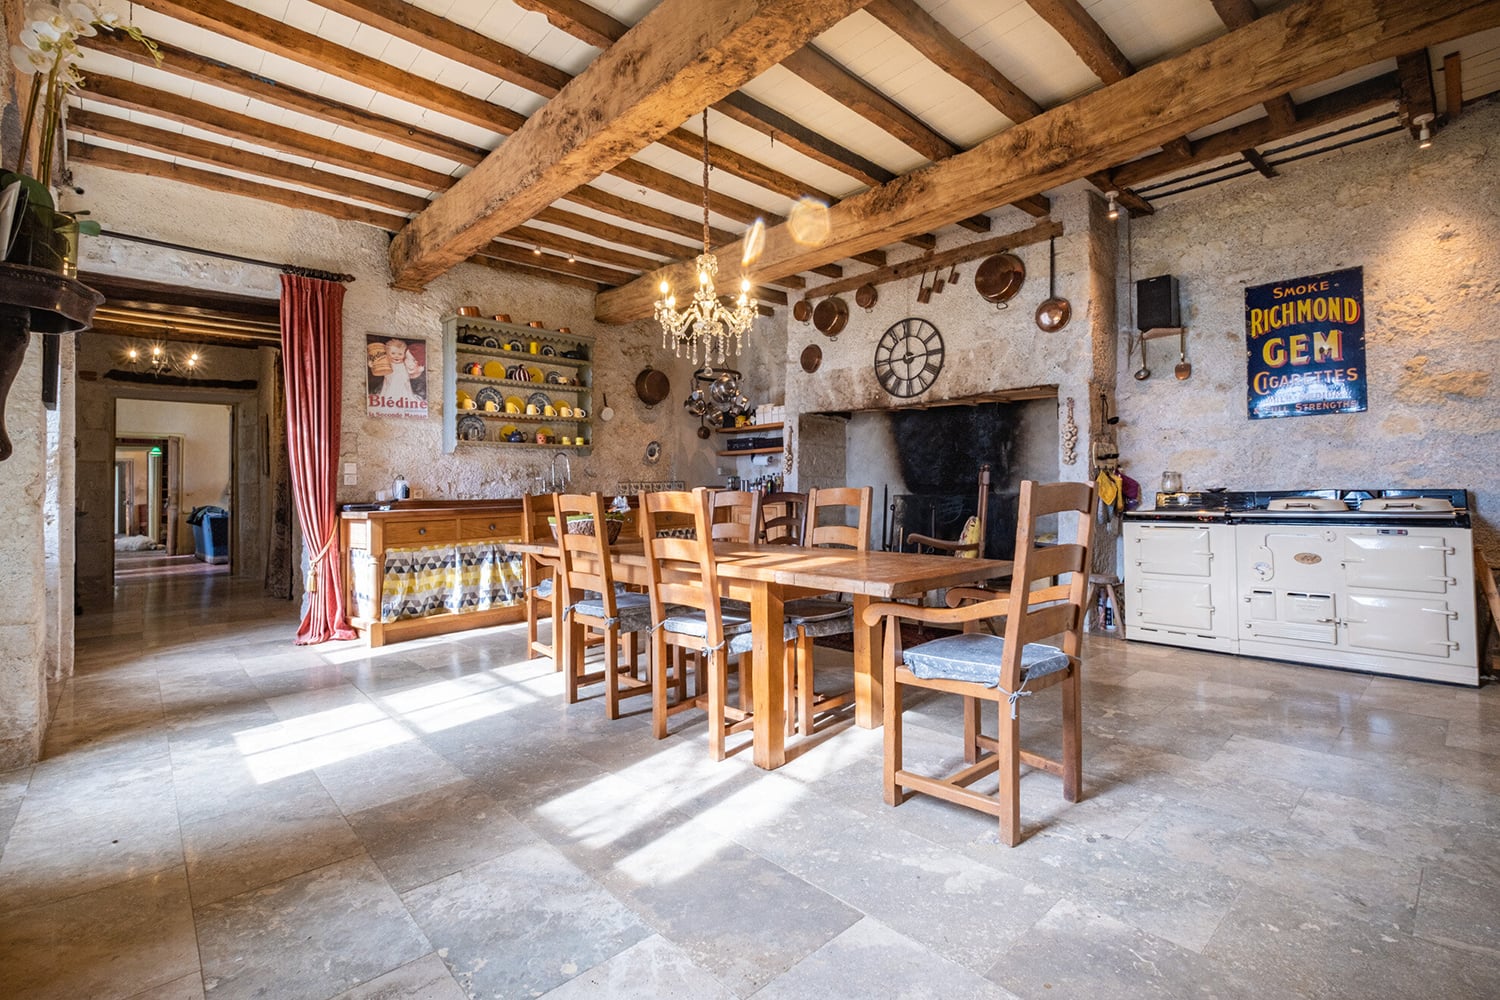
xmin=535 ymin=577 xmax=554 ymax=599
xmin=573 ymin=591 xmax=653 ymax=632
xmin=661 ymin=606 xmax=796 ymax=657
xmin=902 ymin=633 xmax=1071 ymax=688
xmin=785 ymin=598 xmax=854 ymax=638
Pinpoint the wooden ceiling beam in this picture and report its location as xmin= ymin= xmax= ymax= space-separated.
xmin=467 ymin=254 xmax=602 ymax=290
xmin=68 ymin=109 xmax=430 ymax=214
xmin=315 ymin=0 xmax=573 ymax=98
xmin=1211 ymin=0 xmax=1302 ymax=132
xmin=80 ymin=33 xmax=487 ymax=167
xmin=1444 ymin=51 xmax=1463 ymax=118
xmin=533 ymin=206 xmax=698 ymax=260
xmin=655 ymin=127 xmax=834 ymax=203
xmin=1396 ymin=50 xmax=1439 ymax=134
xmin=563 ymin=186 xmax=740 ymax=248
xmin=132 ymin=0 xmax=527 ymax=135
xmin=486 ymin=243 xmax=639 ymax=285
xmin=1027 ymin=0 xmax=1191 ymax=159
xmin=79 ymin=76 xmax=453 ymax=193
xmin=509 ymin=0 xmax=623 ymax=50
xmin=71 ymin=144 xmax=409 ymax=230
xmin=388 ymin=0 xmax=878 ymax=289
xmin=502 ymin=225 xmax=663 ymax=273
xmin=803 ymin=220 xmax=1062 ymax=300
xmin=608 ymin=159 xmax=771 ymax=228
xmin=780 ymin=47 xmax=958 ymax=163
xmin=868 ymin=0 xmax=1043 ymax=124
xmin=597 ymin=0 xmax=1499 ymax=323
xmin=1108 ymin=70 xmax=1400 ymax=188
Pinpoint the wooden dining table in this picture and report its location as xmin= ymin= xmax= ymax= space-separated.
xmin=507 ymin=539 xmax=1012 ymax=770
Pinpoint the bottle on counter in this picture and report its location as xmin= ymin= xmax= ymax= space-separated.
xmin=393 ymin=475 xmax=410 ymax=500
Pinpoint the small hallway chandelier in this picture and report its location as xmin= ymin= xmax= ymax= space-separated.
xmin=655 ymin=110 xmax=757 ymax=365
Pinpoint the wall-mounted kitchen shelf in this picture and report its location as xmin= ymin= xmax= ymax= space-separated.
xmin=714 ymin=422 xmax=785 ymax=457
xmin=1140 ymin=326 xmax=1186 ymax=341
xmin=441 ymin=315 xmax=594 ymax=454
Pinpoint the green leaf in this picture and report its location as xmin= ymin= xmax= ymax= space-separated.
xmin=0 ymin=171 xmax=54 ymax=212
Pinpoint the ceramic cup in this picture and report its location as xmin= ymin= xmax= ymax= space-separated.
xmin=526 ymin=403 xmax=540 ymax=415
xmin=529 ymin=341 xmax=539 ymax=354
xmin=464 ymin=399 xmax=477 ymax=410
xmin=484 ymin=400 xmax=498 ymax=412
xmin=543 ymin=405 xmax=556 ymax=417
xmin=560 ymin=436 xmax=572 ymax=446
xmin=574 ymin=408 xmax=586 ymax=419
xmin=557 ymin=405 xmax=572 ymax=417
xmin=505 ymin=401 xmax=520 ymax=414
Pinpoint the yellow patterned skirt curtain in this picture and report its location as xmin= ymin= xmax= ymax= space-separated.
xmin=349 ymin=542 xmax=526 ymax=623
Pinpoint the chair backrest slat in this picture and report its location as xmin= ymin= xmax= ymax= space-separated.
xmin=803 ymin=486 xmax=872 ymax=551
xmin=1000 ymin=480 xmax=1096 ymax=688
xmin=710 ymin=489 xmax=759 ymax=542
xmin=553 ymin=492 xmax=618 ymax=616
xmin=758 ymin=490 xmax=807 ymax=545
xmin=641 ymin=488 xmax=726 ymax=645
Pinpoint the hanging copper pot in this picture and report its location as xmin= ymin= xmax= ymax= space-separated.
xmin=634 ymin=366 xmax=670 ymax=406
xmin=793 ymin=299 xmax=812 ymax=323
xmin=855 ymin=283 xmax=878 ymax=310
xmin=812 ymin=297 xmax=848 ymax=337
xmin=800 ymin=344 xmax=822 ymax=373
xmin=974 ymin=252 xmax=1026 ymax=307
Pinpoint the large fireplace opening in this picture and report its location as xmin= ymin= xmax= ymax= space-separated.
xmin=799 ymin=395 xmax=1060 ymax=557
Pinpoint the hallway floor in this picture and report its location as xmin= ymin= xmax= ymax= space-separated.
xmin=3 ymin=572 xmax=1499 ymax=999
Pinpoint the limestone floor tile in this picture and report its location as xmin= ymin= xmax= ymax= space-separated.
xmin=181 ymin=780 xmax=366 ymax=906
xmin=1203 ymin=884 xmax=1500 ymax=998
xmin=402 ymin=841 xmax=649 ymax=999
xmin=346 ymin=780 xmax=538 ymax=893
xmin=313 ymin=739 xmax=469 ymax=815
xmin=597 ymin=829 xmax=862 ymax=995
xmin=329 ymin=953 xmax=467 ymax=1000
xmin=127 ymin=974 xmax=206 ymax=1000
xmin=758 ymin=917 xmax=1020 ymax=1000
xmin=0 ymin=866 xmax=198 ymax=1000
xmin=1414 ymin=864 xmax=1500 ymax=958
xmin=196 ymin=855 xmax=430 ymax=1000
xmin=1200 ymin=733 xmax=1443 ymax=811
xmin=986 ymin=897 xmax=1256 ymax=1000
xmin=535 ymin=934 xmax=737 ymax=1000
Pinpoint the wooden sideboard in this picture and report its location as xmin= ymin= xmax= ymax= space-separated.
xmin=341 ymin=499 xmax=531 ymax=647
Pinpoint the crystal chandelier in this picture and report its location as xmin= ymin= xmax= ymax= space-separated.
xmin=655 ymin=111 xmax=757 ymax=365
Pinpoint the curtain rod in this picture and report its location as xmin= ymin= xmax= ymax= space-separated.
xmin=98 ymin=230 xmax=356 ymax=283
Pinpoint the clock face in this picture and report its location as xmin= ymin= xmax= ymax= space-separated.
xmin=873 ymin=318 xmax=944 ymax=398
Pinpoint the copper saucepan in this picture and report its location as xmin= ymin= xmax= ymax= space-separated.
xmin=812 ymin=297 xmax=848 ymax=337
xmin=974 ymin=253 xmax=1026 ymax=308
xmin=855 ymin=283 xmax=878 ymax=310
xmin=793 ymin=299 xmax=812 ymax=323
xmin=634 ymin=366 xmax=670 ymax=406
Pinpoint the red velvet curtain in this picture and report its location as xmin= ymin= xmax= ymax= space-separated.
xmin=280 ymin=274 xmax=357 ymax=644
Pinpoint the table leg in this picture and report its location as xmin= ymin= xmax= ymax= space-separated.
xmin=852 ymin=593 xmax=882 ymax=728
xmin=750 ymin=582 xmax=787 ymax=769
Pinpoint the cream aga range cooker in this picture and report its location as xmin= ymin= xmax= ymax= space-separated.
xmin=1123 ymin=489 xmax=1479 ymax=686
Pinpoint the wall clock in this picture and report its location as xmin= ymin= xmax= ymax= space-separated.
xmin=873 ymin=318 xmax=944 ymax=398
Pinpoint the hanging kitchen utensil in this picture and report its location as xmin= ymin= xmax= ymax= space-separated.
xmin=1174 ymin=330 xmax=1192 ymax=380
xmin=634 ymin=366 xmax=670 ymax=406
xmin=932 ymin=267 xmax=946 ymax=294
xmin=697 ymin=422 xmax=711 ymax=439
xmin=800 ymin=344 xmax=822 ymax=373
xmin=599 ymin=392 xmax=614 ymax=422
xmin=974 ymin=253 xmax=1025 ymax=307
xmin=792 ymin=299 xmax=812 ymax=323
xmin=947 ymin=263 xmax=959 ymax=285
xmin=1133 ymin=338 xmax=1151 ymax=380
xmin=812 ymin=297 xmax=848 ymax=337
xmin=855 ymin=282 xmax=878 ymax=310
xmin=1034 ymin=237 xmax=1072 ymax=332
xmin=916 ymin=270 xmax=932 ymax=304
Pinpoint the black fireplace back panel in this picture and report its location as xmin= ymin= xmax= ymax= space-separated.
xmin=880 ymin=401 xmax=1031 ymax=559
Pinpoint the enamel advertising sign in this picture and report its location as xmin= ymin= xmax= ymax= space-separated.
xmin=1245 ymin=267 xmax=1366 ymax=420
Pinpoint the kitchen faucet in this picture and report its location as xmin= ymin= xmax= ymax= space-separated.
xmin=549 ymin=452 xmax=572 ymax=492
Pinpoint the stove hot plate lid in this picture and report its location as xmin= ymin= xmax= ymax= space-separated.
xmin=1359 ymin=496 xmax=1455 ymax=513
xmin=1266 ymin=497 xmax=1348 ymax=512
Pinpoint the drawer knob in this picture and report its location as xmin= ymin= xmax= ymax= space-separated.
xmin=488 ymin=523 xmax=497 ymax=531
xmin=418 ymin=527 xmax=426 ymax=535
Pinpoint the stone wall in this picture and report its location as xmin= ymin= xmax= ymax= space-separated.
xmin=1114 ymin=98 xmax=1500 ymax=563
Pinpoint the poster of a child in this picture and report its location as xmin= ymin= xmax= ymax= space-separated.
xmin=367 ymin=335 xmax=428 ymax=417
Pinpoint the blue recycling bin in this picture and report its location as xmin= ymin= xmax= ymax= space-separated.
xmin=188 ymin=506 xmax=229 ymax=564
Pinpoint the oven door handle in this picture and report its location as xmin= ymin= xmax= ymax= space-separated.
xmin=1420 ymin=607 xmax=1460 ymax=621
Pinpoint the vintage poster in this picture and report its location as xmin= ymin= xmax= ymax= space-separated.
xmin=366 ymin=334 xmax=429 ymax=418
xmin=1245 ymin=266 xmax=1366 ymax=420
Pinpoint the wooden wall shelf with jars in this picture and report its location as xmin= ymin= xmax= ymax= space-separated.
xmin=441 ymin=315 xmax=595 ymax=455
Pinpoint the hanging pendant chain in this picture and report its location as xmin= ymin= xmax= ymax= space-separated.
xmin=700 ymin=110 xmax=711 ymax=255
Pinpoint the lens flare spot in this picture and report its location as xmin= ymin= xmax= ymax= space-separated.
xmin=788 ymin=198 xmax=831 ymax=246
xmin=742 ymin=219 xmax=765 ymax=267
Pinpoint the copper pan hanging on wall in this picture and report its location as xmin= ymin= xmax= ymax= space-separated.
xmin=812 ymin=296 xmax=848 ymax=337
xmin=974 ymin=252 xmax=1026 ymax=308
xmin=855 ymin=283 xmax=878 ymax=310
xmin=634 ymin=366 xmax=670 ymax=406
xmin=792 ymin=299 xmax=812 ymax=323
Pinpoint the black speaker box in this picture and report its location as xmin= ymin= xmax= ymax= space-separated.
xmin=1136 ymin=274 xmax=1180 ymax=331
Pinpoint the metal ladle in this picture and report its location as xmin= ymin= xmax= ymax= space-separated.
xmin=1174 ymin=330 xmax=1192 ymax=380
xmin=1134 ymin=338 xmax=1151 ymax=380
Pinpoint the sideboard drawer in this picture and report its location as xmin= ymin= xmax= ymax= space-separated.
xmin=384 ymin=519 xmax=459 ymax=546
xmin=460 ymin=514 xmax=523 ymax=540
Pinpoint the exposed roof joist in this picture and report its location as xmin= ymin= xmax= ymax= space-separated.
xmin=596 ymin=0 xmax=1500 ymax=323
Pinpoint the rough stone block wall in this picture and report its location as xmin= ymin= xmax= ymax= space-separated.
xmin=1115 ymin=99 xmax=1500 ymax=564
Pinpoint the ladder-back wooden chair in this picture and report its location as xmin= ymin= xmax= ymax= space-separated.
xmin=521 ymin=492 xmax=557 ymax=661
xmin=758 ymin=490 xmax=808 ymax=545
xmin=639 ymin=488 xmax=795 ymax=760
xmin=709 ymin=489 xmax=760 ymax=543
xmin=551 ymin=492 xmax=653 ymax=719
xmin=863 ymin=480 xmax=1096 ymax=846
xmin=781 ymin=486 xmax=873 ymax=735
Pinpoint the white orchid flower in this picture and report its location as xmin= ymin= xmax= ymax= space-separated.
xmin=10 ymin=41 xmax=51 ymax=73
